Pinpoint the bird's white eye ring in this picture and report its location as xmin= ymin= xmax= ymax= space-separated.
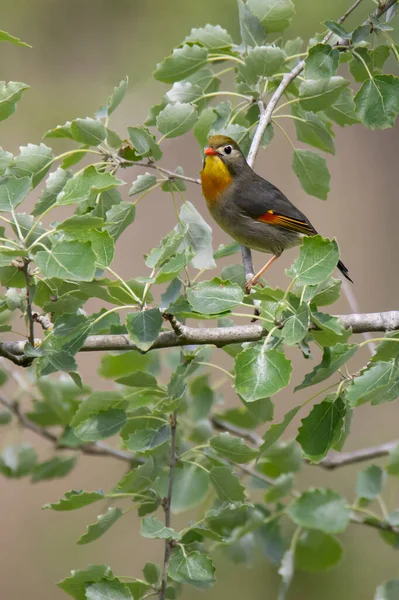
xmin=224 ymin=145 xmax=232 ymax=155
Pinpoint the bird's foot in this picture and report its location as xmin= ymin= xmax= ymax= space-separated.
xmin=245 ymin=278 xmax=263 ymax=295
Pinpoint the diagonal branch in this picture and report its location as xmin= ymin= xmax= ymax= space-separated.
xmin=0 ymin=395 xmax=136 ymax=463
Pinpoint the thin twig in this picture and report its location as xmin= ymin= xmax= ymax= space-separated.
xmin=318 ymin=441 xmax=398 ymax=469
xmin=120 ymin=158 xmax=201 ymax=186
xmin=0 ymin=396 xmax=136 ymax=463
xmin=159 ymin=411 xmax=178 ymax=600
xmin=22 ymin=259 xmax=35 ymax=346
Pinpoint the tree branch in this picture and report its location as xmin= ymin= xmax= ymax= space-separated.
xmin=0 ymin=395 xmax=136 ymax=463
xmin=159 ymin=411 xmax=178 ymax=600
xmin=318 ymin=441 xmax=398 ymax=469
xmin=120 ymin=158 xmax=201 ymax=186
xmin=2 ymin=311 xmax=399 ymax=363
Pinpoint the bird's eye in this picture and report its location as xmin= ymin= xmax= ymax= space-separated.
xmin=223 ymin=145 xmax=232 ymax=155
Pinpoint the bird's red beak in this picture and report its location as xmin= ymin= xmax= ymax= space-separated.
xmin=204 ymin=147 xmax=217 ymax=156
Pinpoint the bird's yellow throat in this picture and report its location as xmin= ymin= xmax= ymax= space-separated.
xmin=201 ymin=155 xmax=232 ymax=205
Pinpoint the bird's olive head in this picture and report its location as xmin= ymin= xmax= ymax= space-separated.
xmin=204 ymin=135 xmax=246 ymax=175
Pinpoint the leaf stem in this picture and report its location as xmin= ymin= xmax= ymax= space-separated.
xmin=272 ymin=120 xmax=297 ymax=151
xmin=196 ymin=361 xmax=234 ymax=379
xmin=208 ymin=54 xmax=245 ymax=66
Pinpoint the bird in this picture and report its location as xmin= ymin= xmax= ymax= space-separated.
xmin=200 ymin=134 xmax=352 ymax=293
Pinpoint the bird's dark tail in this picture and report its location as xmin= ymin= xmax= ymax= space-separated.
xmin=337 ymin=260 xmax=353 ymax=283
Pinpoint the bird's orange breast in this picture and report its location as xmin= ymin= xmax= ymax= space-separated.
xmin=201 ymin=155 xmax=232 ymax=206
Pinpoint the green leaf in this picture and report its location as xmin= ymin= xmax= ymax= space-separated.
xmin=0 ymin=30 xmax=31 ymax=47
xmin=235 ymin=345 xmax=292 ymax=402
xmin=129 ymin=173 xmax=158 ymax=196
xmin=371 ymin=332 xmax=399 ymax=363
xmin=287 ymin=235 xmax=339 ymax=284
xmin=294 ymin=110 xmax=335 ymax=154
xmin=43 ymin=121 xmax=73 ymax=140
xmin=75 ymin=408 xmax=126 ymax=442
xmin=8 ymin=143 xmax=54 ymax=187
xmin=127 ymin=126 xmax=162 ymax=160
xmin=237 ymin=0 xmax=266 ymax=47
xmin=71 ymin=391 xmax=124 ymax=428
xmin=305 ymin=44 xmax=339 ymax=79
xmin=261 ymin=406 xmax=301 ymax=452
xmin=32 ymin=168 xmax=72 ymax=216
xmin=356 ymin=465 xmax=386 ymax=500
xmin=0 ymin=444 xmax=37 ymax=477
xmin=194 ymin=106 xmax=217 ymax=148
xmin=296 ymin=344 xmax=357 ymax=391
xmin=58 ymin=565 xmax=114 ymax=600
xmin=70 ymin=118 xmax=106 ymax=146
xmin=239 ymin=46 xmax=285 ymax=84
xmin=143 ymin=563 xmax=160 ymax=586
xmin=126 ymin=308 xmax=163 ymax=351
xmin=155 ymin=250 xmax=193 ymax=283
xmin=169 ymin=548 xmax=215 ymax=589
xmin=374 ymin=580 xmax=399 ymax=600
xmin=154 ymin=44 xmax=208 ymax=83
xmin=282 ymin=303 xmax=310 ymax=345
xmin=99 ymin=350 xmax=155 ymax=379
xmin=295 ymin=530 xmax=343 ymax=572
xmin=264 ymin=473 xmax=294 ymax=502
xmin=0 ymin=175 xmax=31 ymax=212
xmin=0 ymin=81 xmax=29 ymax=121
xmin=288 ymin=489 xmax=350 ymax=533
xmin=310 ymin=311 xmax=350 ymax=346
xmin=179 ymin=201 xmax=216 ymax=269
xmin=214 ymin=241 xmax=241 ymax=259
xmin=156 ymin=102 xmax=197 ymax=138
xmin=345 ymin=359 xmax=399 ymax=407
xmin=247 ymin=0 xmax=295 ymax=32
xmin=355 ymin=75 xmax=399 ymax=130
xmin=105 ymin=202 xmax=135 ymax=241
xmin=57 ymin=166 xmax=124 ymax=205
xmin=296 ymin=395 xmax=346 ymax=462
xmin=32 ymin=456 xmax=76 ymax=482
xmin=36 ymin=240 xmax=96 ymax=281
xmin=44 ymin=490 xmax=105 ymax=511
xmin=260 ymin=440 xmax=302 ymax=476
xmin=57 ymin=214 xmax=105 ymax=232
xmin=107 ymin=77 xmax=128 ymax=115
xmin=292 ymin=150 xmax=331 ymax=199
xmin=155 ymin=463 xmax=209 ymax=514
xmin=187 ymin=277 xmax=244 ymax=314
xmin=299 ymin=77 xmax=348 ymax=112
xmin=185 ymin=24 xmax=233 ymax=50
xmin=209 ymin=466 xmax=246 ymax=502
xmin=349 ymin=46 xmax=390 ymax=83
xmin=126 ymin=425 xmax=169 ymax=453
xmin=0 ymin=409 xmax=12 ymax=425
xmin=0 ymin=147 xmax=13 ymax=175
xmin=86 ymin=580 xmax=132 ymax=600
xmin=324 ymin=20 xmax=350 ymax=39
xmin=141 ymin=516 xmax=179 ymax=540
xmin=325 ymin=88 xmax=360 ymax=127
xmin=78 ymin=507 xmax=124 ymax=544
xmin=210 ymin=432 xmax=259 ymax=463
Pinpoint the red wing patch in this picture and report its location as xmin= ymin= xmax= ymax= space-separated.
xmin=257 ymin=210 xmax=315 ymax=235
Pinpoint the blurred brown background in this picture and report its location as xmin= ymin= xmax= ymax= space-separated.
xmin=1 ymin=0 xmax=399 ymax=598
